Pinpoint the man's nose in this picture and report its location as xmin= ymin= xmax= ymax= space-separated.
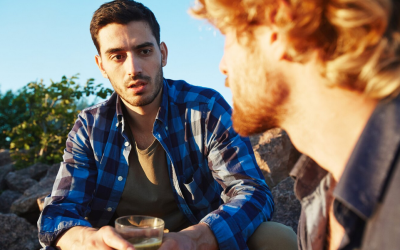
xmin=126 ymin=54 xmax=143 ymax=76
xmin=219 ymin=53 xmax=228 ymax=76
xmin=219 ymin=53 xmax=230 ymax=87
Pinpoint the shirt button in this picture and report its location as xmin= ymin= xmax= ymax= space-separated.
xmin=116 ymin=123 xmax=119 ymax=127
xmin=166 ymin=126 xmax=168 ymax=130
xmin=107 ymin=207 xmax=112 ymax=212
xmin=124 ymin=141 xmax=130 ymax=146
xmin=118 ymin=176 xmax=123 ymax=181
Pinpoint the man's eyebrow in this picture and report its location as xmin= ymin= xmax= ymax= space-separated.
xmin=104 ymin=48 xmax=124 ymax=55
xmin=104 ymin=42 xmax=155 ymax=55
xmin=134 ymin=42 xmax=155 ymax=49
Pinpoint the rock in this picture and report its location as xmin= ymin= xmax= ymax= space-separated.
xmin=9 ymin=162 xmax=50 ymax=181
xmin=0 ymin=213 xmax=41 ymax=250
xmin=46 ymin=163 xmax=60 ymax=177
xmin=0 ymin=163 xmax=14 ymax=191
xmin=0 ymin=190 xmax=22 ymax=213
xmin=10 ymin=164 xmax=58 ymax=215
xmin=10 ymin=190 xmax=48 ymax=216
xmin=271 ymin=177 xmax=301 ymax=232
xmin=250 ymin=129 xmax=301 ymax=188
xmin=27 ymin=163 xmax=51 ymax=181
xmin=0 ymin=149 xmax=12 ymax=167
xmin=5 ymin=171 xmax=37 ymax=193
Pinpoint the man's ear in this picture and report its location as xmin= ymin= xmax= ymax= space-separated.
xmin=267 ymin=0 xmax=293 ymax=61
xmin=95 ymin=55 xmax=108 ymax=79
xmin=257 ymin=26 xmax=289 ymax=62
xmin=160 ymin=42 xmax=168 ymax=67
xmin=271 ymin=30 xmax=288 ymax=61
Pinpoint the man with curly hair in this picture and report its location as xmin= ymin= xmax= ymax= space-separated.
xmin=193 ymin=0 xmax=400 ymax=249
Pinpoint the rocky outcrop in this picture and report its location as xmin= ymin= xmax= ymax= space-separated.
xmin=0 ymin=190 xmax=22 ymax=213
xmin=26 ymin=163 xmax=51 ymax=181
xmin=0 ymin=213 xmax=41 ymax=250
xmin=4 ymin=162 xmax=53 ymax=193
xmin=5 ymin=171 xmax=38 ymax=193
xmin=11 ymin=164 xmax=58 ymax=215
xmin=250 ymin=130 xmax=301 ymax=232
xmin=271 ymin=177 xmax=301 ymax=232
xmin=250 ymin=128 xmax=301 ymax=188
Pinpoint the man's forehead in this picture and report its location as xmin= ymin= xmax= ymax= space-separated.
xmin=97 ymin=21 xmax=156 ymax=53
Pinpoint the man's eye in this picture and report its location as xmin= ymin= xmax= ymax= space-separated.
xmin=112 ymin=54 xmax=125 ymax=61
xmin=141 ymin=49 xmax=152 ymax=55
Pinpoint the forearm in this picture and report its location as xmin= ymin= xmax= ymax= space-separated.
xmin=180 ymin=223 xmax=218 ymax=250
xmin=56 ymin=226 xmax=96 ymax=250
xmin=55 ymin=225 xmax=134 ymax=250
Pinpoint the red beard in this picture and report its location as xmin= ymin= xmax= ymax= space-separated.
xmin=230 ymin=76 xmax=290 ymax=137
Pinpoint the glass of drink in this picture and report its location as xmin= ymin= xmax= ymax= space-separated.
xmin=115 ymin=215 xmax=164 ymax=250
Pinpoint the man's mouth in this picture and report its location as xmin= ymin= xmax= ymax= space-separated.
xmin=126 ymin=80 xmax=148 ymax=94
xmin=128 ymin=81 xmax=147 ymax=88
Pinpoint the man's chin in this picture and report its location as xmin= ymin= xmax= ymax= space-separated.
xmin=231 ymin=106 xmax=279 ymax=137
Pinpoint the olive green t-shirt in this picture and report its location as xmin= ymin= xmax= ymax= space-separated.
xmin=111 ymin=121 xmax=192 ymax=232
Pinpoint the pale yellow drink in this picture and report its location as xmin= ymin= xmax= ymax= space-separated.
xmin=115 ymin=215 xmax=164 ymax=250
xmin=127 ymin=237 xmax=161 ymax=250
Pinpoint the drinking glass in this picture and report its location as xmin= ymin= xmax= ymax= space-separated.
xmin=115 ymin=215 xmax=165 ymax=250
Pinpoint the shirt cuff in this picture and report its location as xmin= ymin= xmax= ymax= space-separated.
xmin=200 ymin=211 xmax=248 ymax=250
xmin=39 ymin=205 xmax=92 ymax=247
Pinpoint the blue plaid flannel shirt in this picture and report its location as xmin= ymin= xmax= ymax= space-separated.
xmin=38 ymin=79 xmax=274 ymax=250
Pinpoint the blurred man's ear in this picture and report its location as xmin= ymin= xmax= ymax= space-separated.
xmin=263 ymin=1 xmax=294 ymax=62
xmin=271 ymin=31 xmax=290 ymax=62
xmin=95 ymin=55 xmax=109 ymax=79
xmin=160 ymin=42 xmax=168 ymax=67
xmin=257 ymin=26 xmax=289 ymax=62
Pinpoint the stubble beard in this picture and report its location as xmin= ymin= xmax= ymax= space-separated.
xmin=112 ymin=65 xmax=164 ymax=107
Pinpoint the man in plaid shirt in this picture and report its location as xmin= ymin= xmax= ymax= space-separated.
xmin=38 ymin=1 xmax=297 ymax=249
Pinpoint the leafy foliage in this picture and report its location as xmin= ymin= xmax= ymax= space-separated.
xmin=0 ymin=90 xmax=29 ymax=149
xmin=0 ymin=75 xmax=113 ymax=168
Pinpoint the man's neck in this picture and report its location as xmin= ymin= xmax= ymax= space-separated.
xmin=122 ymin=89 xmax=162 ymax=134
xmin=282 ymin=63 xmax=378 ymax=182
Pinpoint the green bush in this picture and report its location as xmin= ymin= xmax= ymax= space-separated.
xmin=0 ymin=75 xmax=113 ymax=169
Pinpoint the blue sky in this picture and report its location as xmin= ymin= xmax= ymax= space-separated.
xmin=0 ymin=0 xmax=231 ymax=104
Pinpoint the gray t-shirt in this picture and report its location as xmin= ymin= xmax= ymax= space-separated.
xmin=111 ymin=120 xmax=192 ymax=232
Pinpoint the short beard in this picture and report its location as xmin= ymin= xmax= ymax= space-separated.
xmin=229 ymin=73 xmax=289 ymax=137
xmin=119 ymin=65 xmax=163 ymax=107
xmin=133 ymin=67 xmax=163 ymax=107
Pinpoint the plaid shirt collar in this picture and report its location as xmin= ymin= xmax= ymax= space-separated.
xmin=114 ymin=79 xmax=169 ymax=128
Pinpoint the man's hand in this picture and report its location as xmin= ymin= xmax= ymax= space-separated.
xmin=159 ymin=223 xmax=218 ymax=250
xmin=55 ymin=225 xmax=135 ymax=250
xmin=159 ymin=232 xmax=196 ymax=250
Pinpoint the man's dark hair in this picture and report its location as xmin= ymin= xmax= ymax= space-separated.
xmin=90 ymin=0 xmax=161 ymax=54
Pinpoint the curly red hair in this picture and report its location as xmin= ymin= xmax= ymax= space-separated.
xmin=191 ymin=0 xmax=400 ymax=99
